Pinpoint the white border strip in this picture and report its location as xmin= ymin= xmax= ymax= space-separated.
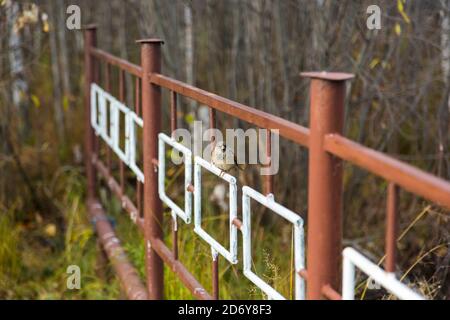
xmin=158 ymin=133 xmax=192 ymax=224
xmin=111 ymin=99 xmax=130 ymax=164
xmin=342 ymin=247 xmax=425 ymax=300
xmin=91 ymin=83 xmax=101 ymax=134
xmin=242 ymin=186 xmax=305 ymax=300
xmin=194 ymin=156 xmax=238 ymax=264
xmin=129 ymin=112 xmax=144 ymax=182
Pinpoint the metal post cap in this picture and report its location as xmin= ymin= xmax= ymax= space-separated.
xmin=136 ymin=38 xmax=164 ymax=44
xmin=300 ymin=71 xmax=354 ymax=81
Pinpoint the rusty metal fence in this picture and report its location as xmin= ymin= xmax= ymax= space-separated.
xmin=83 ymin=26 xmax=450 ymax=300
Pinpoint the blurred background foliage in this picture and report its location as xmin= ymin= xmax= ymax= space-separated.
xmin=0 ymin=0 xmax=449 ymax=299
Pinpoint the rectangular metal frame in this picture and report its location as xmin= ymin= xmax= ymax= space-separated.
xmin=158 ymin=133 xmax=192 ymax=224
xmin=85 ymin=32 xmax=450 ymax=300
xmin=90 ymin=83 xmax=102 ymax=134
xmin=91 ymin=84 xmax=115 ymax=147
xmin=342 ymin=247 xmax=424 ymax=300
xmin=112 ymin=96 xmax=130 ymax=165
xmin=242 ymin=186 xmax=305 ymax=300
xmin=91 ymin=83 xmax=145 ymax=178
xmin=194 ymin=156 xmax=238 ymax=264
xmin=99 ymin=90 xmax=114 ymax=146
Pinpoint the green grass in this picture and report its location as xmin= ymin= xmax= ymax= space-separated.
xmin=0 ymin=155 xmax=296 ymax=300
xmin=0 ymin=167 xmax=120 ymax=299
xmin=109 ymin=178 xmax=295 ymax=300
xmin=1 ymin=153 xmax=444 ymax=299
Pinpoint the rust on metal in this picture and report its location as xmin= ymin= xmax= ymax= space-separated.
xmin=105 ymin=63 xmax=112 ymax=172
xmin=324 ymin=134 xmax=450 ymax=209
xmin=170 ymin=91 xmax=177 ymax=135
xmin=385 ymin=183 xmax=399 ymax=273
xmin=135 ymin=77 xmax=141 ymax=115
xmin=90 ymin=47 xmax=142 ymax=77
xmin=119 ymin=161 xmax=125 ymax=192
xmin=212 ymin=254 xmax=219 ymax=300
xmin=88 ymin=199 xmax=148 ymax=300
xmin=209 ymin=107 xmax=217 ymax=143
xmin=137 ymin=180 xmax=142 ymax=217
xmin=119 ymin=69 xmax=126 ymax=192
xmin=140 ymin=38 xmax=164 ymax=299
xmin=105 ymin=62 xmax=111 ymax=91
xmin=151 ymin=158 xmax=159 ymax=167
xmin=150 ymin=73 xmax=310 ymax=147
xmin=170 ymin=87 xmax=179 ymax=265
xmin=264 ymin=129 xmax=273 ymax=195
xmin=298 ymin=269 xmax=308 ymax=280
xmin=172 ymin=216 xmax=178 ymax=260
xmin=85 ymin=27 xmax=450 ymax=301
xmin=304 ymin=73 xmax=350 ymax=299
xmin=232 ymin=218 xmax=243 ymax=230
xmin=90 ymin=156 xmax=211 ymax=300
xmin=119 ymin=69 xmax=126 ymax=101
xmin=106 ymin=142 xmax=112 ymax=172
xmin=321 ymin=284 xmax=342 ymax=300
xmin=151 ymin=238 xmax=213 ymax=300
xmin=169 ymin=88 xmax=179 ymax=264
xmin=186 ymin=184 xmax=195 ymax=193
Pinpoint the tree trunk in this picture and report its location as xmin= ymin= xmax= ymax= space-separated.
xmin=7 ymin=0 xmax=30 ymax=136
xmin=439 ymin=0 xmax=450 ymax=178
xmin=56 ymin=0 xmax=71 ymax=107
xmin=47 ymin=0 xmax=65 ymax=140
xmin=184 ymin=2 xmax=194 ymax=86
xmin=184 ymin=2 xmax=195 ymax=112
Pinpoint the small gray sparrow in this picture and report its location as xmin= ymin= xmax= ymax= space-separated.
xmin=211 ymin=141 xmax=244 ymax=173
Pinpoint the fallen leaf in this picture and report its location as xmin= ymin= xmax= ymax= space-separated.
xmin=44 ymin=223 xmax=56 ymax=237
xmin=395 ymin=23 xmax=401 ymax=36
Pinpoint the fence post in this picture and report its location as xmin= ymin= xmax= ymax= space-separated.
xmin=138 ymin=38 xmax=164 ymax=299
xmin=301 ymin=72 xmax=354 ymax=299
xmin=84 ymin=25 xmax=97 ymax=201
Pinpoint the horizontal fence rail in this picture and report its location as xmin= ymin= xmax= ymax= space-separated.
xmin=324 ymin=134 xmax=450 ymax=209
xmin=149 ymin=73 xmax=311 ymax=147
xmin=83 ymin=25 xmax=450 ymax=300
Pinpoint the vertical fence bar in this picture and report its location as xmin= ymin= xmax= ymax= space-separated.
xmin=137 ymin=181 xmax=143 ymax=217
xmin=170 ymin=90 xmax=179 ymax=259
xmin=212 ymin=251 xmax=219 ymax=300
xmin=172 ymin=214 xmax=178 ymax=260
xmin=119 ymin=70 xmax=126 ymax=192
xmin=138 ymin=38 xmax=164 ymax=299
xmin=93 ymin=44 xmax=100 ymax=164
xmin=264 ymin=129 xmax=273 ymax=195
xmin=302 ymin=72 xmax=354 ymax=299
xmin=385 ymin=183 xmax=398 ymax=273
xmin=84 ymin=25 xmax=97 ymax=201
xmin=135 ymin=77 xmax=141 ymax=116
xmin=105 ymin=63 xmax=112 ymax=172
xmin=135 ymin=77 xmax=142 ymax=217
xmin=84 ymin=25 xmax=106 ymax=282
xmin=209 ymin=104 xmax=218 ymax=299
xmin=105 ymin=63 xmax=111 ymax=93
xmin=170 ymin=91 xmax=177 ymax=135
xmin=209 ymin=108 xmax=216 ymax=143
xmin=93 ymin=41 xmax=100 ymax=156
